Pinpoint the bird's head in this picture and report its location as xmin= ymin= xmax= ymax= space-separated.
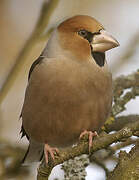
xmin=46 ymin=15 xmax=119 ymax=67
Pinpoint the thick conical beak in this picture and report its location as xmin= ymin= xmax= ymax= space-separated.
xmin=91 ymin=30 xmax=120 ymax=52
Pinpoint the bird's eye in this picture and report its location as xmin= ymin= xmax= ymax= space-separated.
xmin=78 ymin=30 xmax=88 ymax=38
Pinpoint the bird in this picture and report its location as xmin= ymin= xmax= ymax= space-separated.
xmin=20 ymin=15 xmax=119 ymax=164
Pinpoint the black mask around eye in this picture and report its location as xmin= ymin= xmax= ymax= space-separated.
xmin=78 ymin=30 xmax=93 ymax=43
xmin=78 ymin=29 xmax=105 ymax=67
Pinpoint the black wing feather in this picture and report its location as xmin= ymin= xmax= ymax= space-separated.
xmin=20 ymin=52 xmax=45 ymax=139
xmin=20 ymin=124 xmax=29 ymax=140
xmin=28 ymin=55 xmax=44 ymax=81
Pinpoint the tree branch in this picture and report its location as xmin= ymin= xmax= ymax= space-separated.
xmin=108 ymin=142 xmax=139 ymax=180
xmin=111 ymin=70 xmax=139 ymax=116
xmin=37 ymin=120 xmax=139 ymax=179
xmin=113 ymin=70 xmax=139 ymax=101
xmin=104 ymin=115 xmax=139 ymax=133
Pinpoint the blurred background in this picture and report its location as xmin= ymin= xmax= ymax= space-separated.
xmin=0 ymin=0 xmax=139 ymax=179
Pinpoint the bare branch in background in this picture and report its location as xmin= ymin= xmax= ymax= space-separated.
xmin=112 ymin=70 xmax=139 ymax=116
xmin=113 ymin=70 xmax=139 ymax=100
xmin=0 ymin=0 xmax=59 ymax=105
xmin=104 ymin=115 xmax=139 ymax=133
xmin=112 ymin=30 xmax=139 ymax=74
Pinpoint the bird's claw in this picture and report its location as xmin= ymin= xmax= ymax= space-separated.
xmin=44 ymin=144 xmax=59 ymax=164
xmin=79 ymin=130 xmax=98 ymax=153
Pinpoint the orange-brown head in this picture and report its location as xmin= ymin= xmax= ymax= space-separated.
xmin=46 ymin=15 xmax=119 ymax=66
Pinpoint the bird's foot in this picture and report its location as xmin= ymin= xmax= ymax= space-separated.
xmin=44 ymin=144 xmax=59 ymax=164
xmin=79 ymin=130 xmax=98 ymax=153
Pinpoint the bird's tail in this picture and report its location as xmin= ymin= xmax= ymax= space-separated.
xmin=22 ymin=139 xmax=44 ymax=165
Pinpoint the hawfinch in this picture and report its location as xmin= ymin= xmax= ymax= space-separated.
xmin=20 ymin=15 xmax=119 ymax=164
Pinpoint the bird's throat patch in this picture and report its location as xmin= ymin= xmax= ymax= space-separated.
xmin=91 ymin=51 xmax=105 ymax=67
